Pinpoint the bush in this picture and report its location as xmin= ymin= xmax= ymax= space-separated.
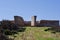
xmin=44 ymin=28 xmax=52 ymax=31
xmin=4 ymin=29 xmax=12 ymax=35
xmin=18 ymin=27 xmax=26 ymax=32
xmin=11 ymin=30 xmax=18 ymax=34
xmin=51 ymin=31 xmax=56 ymax=34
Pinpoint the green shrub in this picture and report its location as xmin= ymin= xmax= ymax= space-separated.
xmin=4 ymin=29 xmax=12 ymax=35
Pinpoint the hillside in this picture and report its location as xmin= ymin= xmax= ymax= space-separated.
xmin=8 ymin=27 xmax=60 ymax=40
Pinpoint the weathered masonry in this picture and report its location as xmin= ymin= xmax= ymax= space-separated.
xmin=40 ymin=20 xmax=59 ymax=27
xmin=0 ymin=16 xmax=59 ymax=27
xmin=14 ymin=16 xmax=24 ymax=26
xmin=31 ymin=16 xmax=37 ymax=26
xmin=13 ymin=16 xmax=59 ymax=27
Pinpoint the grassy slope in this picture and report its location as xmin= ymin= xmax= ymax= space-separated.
xmin=9 ymin=27 xmax=60 ymax=40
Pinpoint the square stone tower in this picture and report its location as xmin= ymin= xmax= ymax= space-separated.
xmin=59 ymin=20 xmax=60 ymax=26
xmin=31 ymin=16 xmax=37 ymax=26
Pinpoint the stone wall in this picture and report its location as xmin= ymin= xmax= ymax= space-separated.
xmin=24 ymin=21 xmax=31 ymax=26
xmin=59 ymin=21 xmax=60 ymax=26
xmin=14 ymin=16 xmax=24 ymax=26
xmin=39 ymin=20 xmax=59 ymax=27
xmin=14 ymin=16 xmax=59 ymax=27
xmin=1 ymin=16 xmax=58 ymax=27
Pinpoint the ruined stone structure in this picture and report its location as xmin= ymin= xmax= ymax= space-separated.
xmin=13 ymin=16 xmax=59 ymax=27
xmin=0 ymin=16 xmax=59 ymax=27
xmin=24 ymin=21 xmax=31 ymax=26
xmin=31 ymin=16 xmax=37 ymax=26
xmin=59 ymin=21 xmax=60 ymax=26
xmin=40 ymin=20 xmax=59 ymax=27
xmin=14 ymin=16 xmax=24 ymax=26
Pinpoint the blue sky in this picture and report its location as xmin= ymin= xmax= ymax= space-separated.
xmin=0 ymin=0 xmax=60 ymax=21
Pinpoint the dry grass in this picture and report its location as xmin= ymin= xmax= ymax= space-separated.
xmin=8 ymin=27 xmax=60 ymax=40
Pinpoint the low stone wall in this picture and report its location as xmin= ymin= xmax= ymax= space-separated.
xmin=24 ymin=21 xmax=31 ymax=26
xmin=39 ymin=20 xmax=59 ymax=27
